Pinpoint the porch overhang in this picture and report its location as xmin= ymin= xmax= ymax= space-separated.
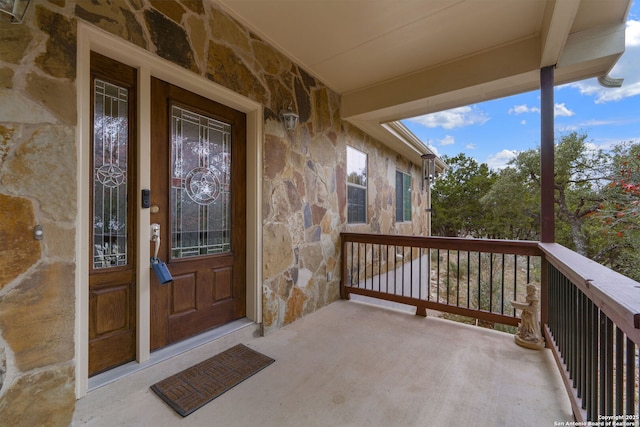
xmin=216 ymin=0 xmax=630 ymax=164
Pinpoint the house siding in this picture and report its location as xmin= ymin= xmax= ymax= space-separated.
xmin=0 ymin=0 xmax=429 ymax=422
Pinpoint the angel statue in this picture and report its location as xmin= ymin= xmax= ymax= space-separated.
xmin=511 ymin=283 xmax=545 ymax=350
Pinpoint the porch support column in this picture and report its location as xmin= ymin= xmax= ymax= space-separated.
xmin=539 ymin=65 xmax=555 ymax=339
xmin=540 ymin=65 xmax=555 ymax=243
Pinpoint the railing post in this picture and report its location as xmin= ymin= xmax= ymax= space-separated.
xmin=340 ymin=233 xmax=350 ymax=300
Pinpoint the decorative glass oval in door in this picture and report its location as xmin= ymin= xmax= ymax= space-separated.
xmin=171 ymin=106 xmax=232 ymax=259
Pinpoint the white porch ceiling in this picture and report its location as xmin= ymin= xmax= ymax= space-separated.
xmin=216 ymin=0 xmax=630 ymax=162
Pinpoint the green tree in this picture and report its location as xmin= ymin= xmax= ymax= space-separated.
xmin=431 ymin=133 xmax=640 ymax=280
xmin=508 ymin=132 xmax=609 ymax=256
xmin=480 ymin=167 xmax=539 ymax=240
xmin=431 ymin=153 xmax=497 ymax=237
xmin=591 ymin=141 xmax=640 ymax=279
xmin=598 ymin=141 xmax=640 ymax=224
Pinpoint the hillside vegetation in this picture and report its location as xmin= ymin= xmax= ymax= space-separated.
xmin=432 ymin=132 xmax=640 ymax=281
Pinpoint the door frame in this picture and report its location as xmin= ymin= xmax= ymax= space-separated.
xmin=76 ymin=23 xmax=263 ymax=398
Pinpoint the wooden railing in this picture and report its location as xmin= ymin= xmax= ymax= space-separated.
xmin=340 ymin=232 xmax=543 ymax=327
xmin=541 ymin=243 xmax=640 ymax=423
xmin=340 ymin=233 xmax=640 ymax=423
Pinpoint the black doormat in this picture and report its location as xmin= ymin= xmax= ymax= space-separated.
xmin=150 ymin=344 xmax=275 ymax=417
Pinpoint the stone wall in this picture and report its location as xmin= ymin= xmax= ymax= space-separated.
xmin=0 ymin=2 xmax=78 ymax=423
xmin=0 ymin=0 xmax=429 ymax=422
xmin=262 ymin=118 xmax=430 ymax=332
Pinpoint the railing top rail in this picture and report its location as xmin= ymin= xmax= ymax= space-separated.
xmin=540 ymin=242 xmax=640 ymax=337
xmin=341 ymin=232 xmax=543 ymax=256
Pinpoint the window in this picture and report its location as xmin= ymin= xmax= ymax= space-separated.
xmin=396 ymin=170 xmax=411 ymax=222
xmin=347 ymin=146 xmax=367 ymax=223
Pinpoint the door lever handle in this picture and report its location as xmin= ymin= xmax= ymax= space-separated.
xmin=150 ymin=223 xmax=161 ymax=260
xmin=150 ymin=223 xmax=172 ymax=285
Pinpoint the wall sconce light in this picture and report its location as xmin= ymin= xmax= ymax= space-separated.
xmin=279 ymin=102 xmax=299 ymax=132
xmin=421 ymin=153 xmax=437 ymax=192
xmin=0 ymin=0 xmax=31 ymax=23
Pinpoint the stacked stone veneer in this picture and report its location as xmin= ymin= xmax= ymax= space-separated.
xmin=0 ymin=0 xmax=429 ymax=422
xmin=0 ymin=1 xmax=78 ymax=423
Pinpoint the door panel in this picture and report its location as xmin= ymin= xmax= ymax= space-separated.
xmin=171 ymin=272 xmax=197 ymax=314
xmin=213 ymin=266 xmax=233 ymax=301
xmin=150 ymin=78 xmax=246 ymax=350
xmin=94 ymin=286 xmax=129 ymax=333
xmin=88 ymin=52 xmax=137 ymax=376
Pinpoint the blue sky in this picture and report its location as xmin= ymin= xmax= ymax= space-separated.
xmin=402 ymin=3 xmax=640 ymax=170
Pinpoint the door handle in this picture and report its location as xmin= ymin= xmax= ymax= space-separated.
xmin=150 ymin=223 xmax=172 ymax=284
xmin=150 ymin=223 xmax=161 ymax=259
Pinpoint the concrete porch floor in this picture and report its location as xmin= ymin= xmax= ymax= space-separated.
xmin=73 ymin=300 xmax=572 ymax=426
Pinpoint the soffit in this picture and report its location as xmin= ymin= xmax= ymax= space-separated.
xmin=217 ymin=0 xmax=549 ymax=94
xmin=216 ymin=0 xmax=630 ymax=162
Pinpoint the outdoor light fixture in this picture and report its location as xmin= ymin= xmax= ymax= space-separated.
xmin=0 ymin=0 xmax=31 ymax=23
xmin=421 ymin=153 xmax=437 ymax=192
xmin=279 ymin=102 xmax=299 ymax=132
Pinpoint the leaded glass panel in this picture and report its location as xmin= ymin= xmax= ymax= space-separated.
xmin=93 ymin=79 xmax=129 ymax=269
xmin=171 ymin=106 xmax=232 ymax=258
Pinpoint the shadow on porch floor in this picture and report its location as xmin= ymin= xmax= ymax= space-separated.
xmin=73 ymin=300 xmax=572 ymax=426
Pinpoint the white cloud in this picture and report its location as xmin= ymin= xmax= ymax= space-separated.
xmin=465 ymin=143 xmax=477 ymax=149
xmin=426 ymin=145 xmax=440 ymax=156
xmin=439 ymin=135 xmax=455 ymax=146
xmin=593 ymin=82 xmax=640 ymax=103
xmin=628 ymin=19 xmax=640 ymax=46
xmin=584 ymin=142 xmax=599 ymax=152
xmin=554 ymin=103 xmax=575 ymax=117
xmin=562 ymin=19 xmax=640 ymax=103
xmin=584 ymin=140 xmax=621 ymax=152
xmin=557 ymin=124 xmax=579 ymax=132
xmin=486 ymin=149 xmax=518 ymax=170
xmin=509 ymin=104 xmax=539 ymax=115
xmin=580 ymin=118 xmax=622 ymax=127
xmin=508 ymin=102 xmax=573 ymax=117
xmin=558 ymin=118 xmax=639 ymax=132
xmin=520 ymin=120 xmax=527 ymax=125
xmin=407 ymin=106 xmax=490 ymax=130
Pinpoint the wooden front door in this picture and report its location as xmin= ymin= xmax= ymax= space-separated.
xmin=150 ymin=78 xmax=246 ymax=350
xmin=88 ymin=53 xmax=137 ymax=376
